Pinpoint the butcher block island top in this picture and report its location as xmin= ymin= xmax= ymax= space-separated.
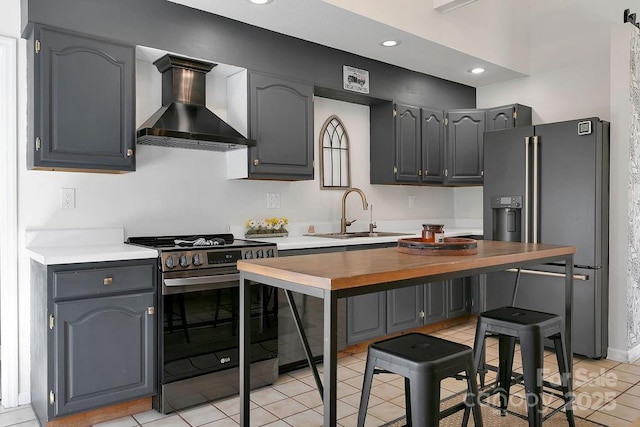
xmin=237 ymin=240 xmax=577 ymax=291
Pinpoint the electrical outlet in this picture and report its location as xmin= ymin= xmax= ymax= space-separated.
xmin=60 ymin=188 xmax=76 ymax=209
xmin=267 ymin=192 xmax=281 ymax=209
xmin=408 ymin=195 xmax=415 ymax=209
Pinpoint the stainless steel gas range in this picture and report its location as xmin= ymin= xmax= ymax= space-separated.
xmin=127 ymin=234 xmax=278 ymax=414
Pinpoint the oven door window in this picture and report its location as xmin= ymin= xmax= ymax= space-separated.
xmin=161 ymin=283 xmax=278 ymax=383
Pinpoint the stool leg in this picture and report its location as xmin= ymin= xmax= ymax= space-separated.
xmin=404 ymin=377 xmax=412 ymax=426
xmin=473 ymin=321 xmax=489 ymax=387
xmin=520 ymin=331 xmax=544 ymax=427
xmin=553 ymin=335 xmax=576 ymax=427
xmin=357 ymin=354 xmax=376 ymax=427
xmin=462 ymin=357 xmax=483 ymax=427
xmin=409 ymin=373 xmax=440 ymax=426
xmin=497 ymin=335 xmax=516 ymax=415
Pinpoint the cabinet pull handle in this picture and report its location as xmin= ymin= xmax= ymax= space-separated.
xmin=253 ymin=159 xmax=260 ymax=166
xmin=418 ymin=170 xmax=422 ymax=176
xmin=103 ymin=277 xmax=113 ymax=285
xmin=49 ymin=390 xmax=55 ymax=405
xmin=126 ymin=148 xmax=134 ymax=157
xmin=35 ymin=137 xmax=41 ymax=151
xmin=419 ymin=310 xmax=425 ymax=319
xmin=147 ymin=306 xmax=155 ymax=315
xmin=49 ymin=314 xmax=54 ymax=330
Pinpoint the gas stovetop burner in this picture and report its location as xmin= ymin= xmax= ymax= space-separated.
xmin=126 ymin=233 xmax=275 ymax=251
xmin=174 ymin=237 xmax=227 ymax=247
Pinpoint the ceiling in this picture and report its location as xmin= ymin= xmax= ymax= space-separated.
xmin=167 ymin=0 xmax=629 ymax=88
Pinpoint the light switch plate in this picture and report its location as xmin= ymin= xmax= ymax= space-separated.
xmin=60 ymin=188 xmax=75 ymax=209
xmin=267 ymin=192 xmax=281 ymax=209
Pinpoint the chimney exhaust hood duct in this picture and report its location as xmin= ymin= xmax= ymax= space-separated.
xmin=137 ymin=54 xmax=255 ymax=151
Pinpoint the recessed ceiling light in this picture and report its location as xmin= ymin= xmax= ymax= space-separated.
xmin=470 ymin=67 xmax=485 ymax=74
xmin=381 ymin=40 xmax=400 ymax=47
xmin=248 ymin=0 xmax=273 ymax=4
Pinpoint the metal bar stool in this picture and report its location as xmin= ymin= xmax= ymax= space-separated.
xmin=358 ymin=333 xmax=483 ymax=427
xmin=473 ymin=306 xmax=575 ymax=427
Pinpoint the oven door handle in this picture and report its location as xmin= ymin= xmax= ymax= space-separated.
xmin=164 ymin=273 xmax=240 ymax=287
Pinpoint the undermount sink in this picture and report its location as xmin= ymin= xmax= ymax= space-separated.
xmin=312 ymin=231 xmax=412 ymax=239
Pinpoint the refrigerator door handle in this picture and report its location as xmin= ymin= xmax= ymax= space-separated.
xmin=505 ymin=268 xmax=589 ymax=281
xmin=524 ymin=136 xmax=530 ymax=243
xmin=532 ymin=135 xmax=540 ymax=243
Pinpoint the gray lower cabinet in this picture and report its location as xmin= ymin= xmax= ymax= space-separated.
xmin=30 ymin=259 xmax=156 ymax=423
xmin=386 ymin=279 xmax=469 ymax=335
xmin=27 ymin=25 xmax=136 ymax=172
xmin=248 ymin=72 xmax=314 ymax=180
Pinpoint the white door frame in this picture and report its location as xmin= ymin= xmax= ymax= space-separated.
xmin=0 ymin=35 xmax=20 ymax=408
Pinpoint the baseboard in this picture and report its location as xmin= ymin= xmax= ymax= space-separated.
xmin=45 ymin=397 xmax=151 ymax=427
xmin=18 ymin=391 xmax=31 ymax=406
xmin=606 ymin=343 xmax=640 ymax=363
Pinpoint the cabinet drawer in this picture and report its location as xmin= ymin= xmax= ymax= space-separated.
xmin=52 ymin=262 xmax=155 ymax=300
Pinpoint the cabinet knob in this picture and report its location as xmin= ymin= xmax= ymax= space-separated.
xmin=126 ymin=148 xmax=134 ymax=157
xmin=253 ymin=159 xmax=260 ymax=166
xmin=103 ymin=277 xmax=113 ymax=285
xmin=147 ymin=306 xmax=155 ymax=315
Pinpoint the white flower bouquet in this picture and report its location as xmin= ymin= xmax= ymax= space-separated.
xmin=245 ymin=217 xmax=289 ymax=237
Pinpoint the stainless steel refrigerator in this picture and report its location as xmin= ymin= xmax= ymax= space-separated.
xmin=482 ymin=117 xmax=609 ymax=358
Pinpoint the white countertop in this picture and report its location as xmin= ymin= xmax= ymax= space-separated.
xmin=26 ymin=244 xmax=159 ymax=265
xmin=25 ymin=227 xmax=158 ymax=265
xmin=250 ymin=228 xmax=483 ymax=251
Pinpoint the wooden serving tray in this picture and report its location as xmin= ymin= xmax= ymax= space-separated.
xmin=397 ymin=237 xmax=478 ymax=256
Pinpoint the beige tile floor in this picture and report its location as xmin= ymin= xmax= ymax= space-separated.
xmin=3 ymin=321 xmax=640 ymax=427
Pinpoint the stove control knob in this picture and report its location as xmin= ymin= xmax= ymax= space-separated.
xmin=179 ymin=255 xmax=190 ymax=268
xmin=165 ymin=256 xmax=177 ymax=269
xmin=192 ymin=253 xmax=202 ymax=266
xmin=256 ymin=249 xmax=264 ymax=258
xmin=244 ymin=250 xmax=253 ymax=259
xmin=267 ymin=249 xmax=275 ymax=258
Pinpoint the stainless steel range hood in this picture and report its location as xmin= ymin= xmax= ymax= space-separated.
xmin=137 ymin=54 xmax=255 ymax=151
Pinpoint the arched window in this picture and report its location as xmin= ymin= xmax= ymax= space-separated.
xmin=319 ymin=115 xmax=350 ymax=188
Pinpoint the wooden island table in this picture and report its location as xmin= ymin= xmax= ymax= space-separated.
xmin=238 ymin=240 xmax=576 ymax=427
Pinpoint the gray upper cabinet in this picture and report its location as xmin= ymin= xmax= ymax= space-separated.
xmin=28 ymin=26 xmax=135 ymax=173
xmin=394 ymin=104 xmax=421 ymax=182
xmin=30 ymin=259 xmax=156 ymax=423
xmin=421 ymin=107 xmax=446 ymax=184
xmin=371 ymin=103 xmax=531 ymax=186
xmin=248 ymin=72 xmax=314 ymax=180
xmin=485 ymin=103 xmax=532 ymax=131
xmin=445 ymin=109 xmax=485 ymax=185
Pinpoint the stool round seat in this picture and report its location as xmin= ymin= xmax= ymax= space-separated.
xmin=358 ymin=333 xmax=483 ymax=427
xmin=473 ymin=306 xmax=575 ymax=427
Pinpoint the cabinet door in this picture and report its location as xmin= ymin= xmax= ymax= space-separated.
xmin=424 ymin=281 xmax=447 ymax=323
xmin=421 ymin=107 xmax=445 ymax=183
xmin=53 ymin=292 xmax=155 ymax=416
xmin=447 ymin=278 xmax=469 ymax=318
xmin=30 ymin=26 xmax=135 ymax=172
xmin=394 ymin=104 xmax=421 ymax=182
xmin=386 ymin=285 xmax=424 ymax=333
xmin=249 ymin=72 xmax=314 ymax=179
xmin=446 ymin=109 xmax=485 ymax=184
xmin=347 ymin=292 xmax=386 ymax=345
xmin=485 ymin=104 xmax=532 ymax=131
xmin=485 ymin=105 xmax=515 ymax=131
